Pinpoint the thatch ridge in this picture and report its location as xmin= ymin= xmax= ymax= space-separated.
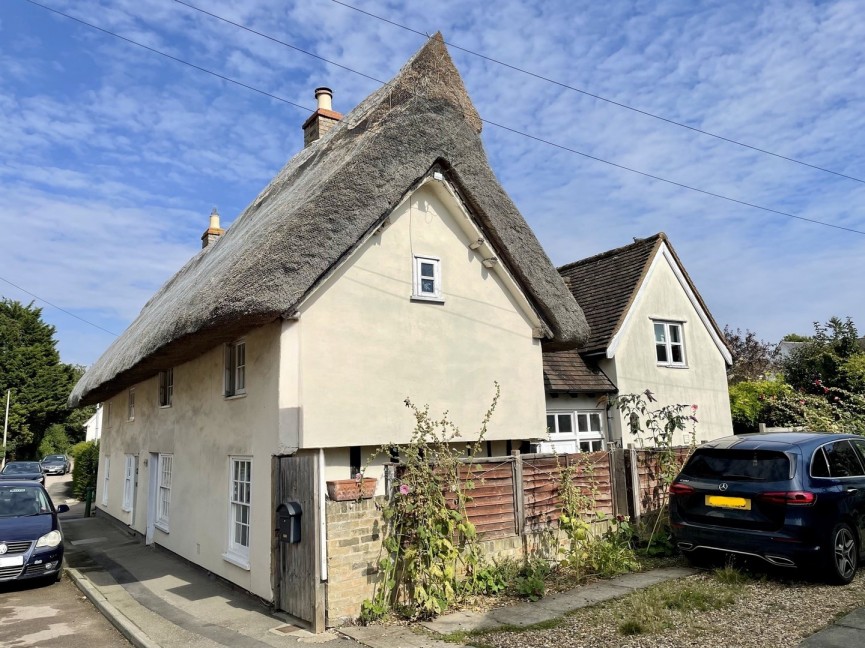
xmin=69 ymin=35 xmax=588 ymax=407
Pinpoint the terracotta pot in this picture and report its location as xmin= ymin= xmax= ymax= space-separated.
xmin=326 ymin=478 xmax=377 ymax=501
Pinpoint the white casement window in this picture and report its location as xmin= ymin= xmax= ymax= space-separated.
xmin=122 ymin=454 xmax=135 ymax=512
xmin=102 ymin=457 xmax=110 ymax=506
xmin=546 ymin=411 xmax=606 ymax=453
xmin=156 ymin=454 xmax=172 ymax=531
xmin=225 ymin=457 xmax=252 ymax=568
xmin=412 ymin=255 xmax=442 ymax=301
xmin=127 ymin=388 xmax=135 ymax=421
xmin=158 ymin=369 xmax=174 ymax=408
xmin=224 ymin=340 xmax=246 ymax=397
xmin=654 ymin=321 xmax=686 ymax=367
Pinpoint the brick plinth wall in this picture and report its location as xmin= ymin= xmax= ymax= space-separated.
xmin=326 ymin=497 xmax=386 ymax=624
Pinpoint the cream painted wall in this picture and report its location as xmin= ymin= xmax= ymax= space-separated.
xmin=95 ymin=322 xmax=281 ymax=601
xmin=297 ymin=184 xmax=547 ymax=449
xmin=609 ymin=251 xmax=733 ymax=446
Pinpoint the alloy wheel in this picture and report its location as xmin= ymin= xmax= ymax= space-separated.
xmin=833 ymin=526 xmax=857 ymax=581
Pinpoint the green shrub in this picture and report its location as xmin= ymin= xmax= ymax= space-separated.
xmin=37 ymin=424 xmax=70 ymax=458
xmin=71 ymin=441 xmax=99 ymax=498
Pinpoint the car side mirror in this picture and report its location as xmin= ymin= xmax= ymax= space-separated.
xmin=57 ymin=504 xmax=70 ymax=514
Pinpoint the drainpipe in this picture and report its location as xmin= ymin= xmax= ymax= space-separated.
xmin=319 ymin=448 xmax=328 ymax=581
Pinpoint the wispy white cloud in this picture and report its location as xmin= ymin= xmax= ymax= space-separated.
xmin=1 ymin=0 xmax=863 ymax=369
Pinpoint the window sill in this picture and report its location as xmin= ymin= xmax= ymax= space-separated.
xmin=410 ymin=294 xmax=445 ymax=304
xmin=224 ymin=392 xmax=247 ymax=401
xmin=155 ymin=522 xmax=169 ymax=534
xmin=159 ymin=405 xmax=172 ymax=410
xmin=657 ymin=363 xmax=689 ymax=369
xmin=222 ymin=551 xmax=250 ymax=571
xmin=121 ymin=506 xmax=132 ymax=513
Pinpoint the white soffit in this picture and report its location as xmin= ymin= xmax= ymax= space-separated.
xmin=606 ymin=243 xmax=732 ymax=365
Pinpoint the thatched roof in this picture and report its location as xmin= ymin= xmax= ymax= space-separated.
xmin=70 ymin=35 xmax=589 ymax=408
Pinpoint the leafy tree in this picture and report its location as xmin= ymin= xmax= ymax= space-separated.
xmin=782 ymin=333 xmax=810 ymax=343
xmin=37 ymin=423 xmax=71 ymax=457
xmin=782 ymin=317 xmax=861 ymax=393
xmin=728 ymin=378 xmax=795 ymax=434
xmin=723 ymin=326 xmax=778 ymax=384
xmin=0 ymin=299 xmax=85 ymax=459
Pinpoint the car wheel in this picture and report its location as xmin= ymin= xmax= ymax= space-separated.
xmin=826 ymin=522 xmax=858 ymax=585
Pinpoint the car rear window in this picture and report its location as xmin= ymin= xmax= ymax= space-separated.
xmin=681 ymin=449 xmax=791 ymax=481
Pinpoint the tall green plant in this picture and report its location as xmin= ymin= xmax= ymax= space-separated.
xmin=360 ymin=384 xmax=500 ymax=622
xmin=71 ymin=440 xmax=99 ymax=498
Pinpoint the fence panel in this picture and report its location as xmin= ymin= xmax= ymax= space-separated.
xmin=632 ymin=447 xmax=692 ymax=516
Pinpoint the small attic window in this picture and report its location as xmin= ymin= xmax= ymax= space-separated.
xmin=412 ymin=256 xmax=443 ymax=302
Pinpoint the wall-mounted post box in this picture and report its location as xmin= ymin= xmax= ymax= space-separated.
xmin=276 ymin=501 xmax=302 ymax=544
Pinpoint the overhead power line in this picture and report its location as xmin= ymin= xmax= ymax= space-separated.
xmin=23 ymin=0 xmax=865 ymax=235
xmin=0 ymin=276 xmax=119 ymax=337
xmin=328 ymin=0 xmax=865 ymax=186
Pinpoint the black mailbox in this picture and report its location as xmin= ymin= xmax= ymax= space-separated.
xmin=276 ymin=501 xmax=302 ymax=544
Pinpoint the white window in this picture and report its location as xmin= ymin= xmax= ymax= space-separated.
xmin=159 ymin=369 xmax=174 ymax=408
xmin=156 ymin=454 xmax=172 ymax=531
xmin=102 ymin=457 xmax=110 ymax=506
xmin=412 ymin=255 xmax=442 ymax=301
xmin=654 ymin=321 xmax=686 ymax=366
xmin=224 ymin=340 xmax=246 ymax=397
xmin=545 ymin=411 xmax=606 ymax=453
xmin=127 ymin=388 xmax=135 ymax=420
xmin=225 ymin=457 xmax=252 ymax=568
xmin=122 ymin=454 xmax=135 ymax=512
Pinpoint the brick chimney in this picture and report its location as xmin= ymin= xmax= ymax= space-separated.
xmin=302 ymin=87 xmax=342 ymax=147
xmin=201 ymin=208 xmax=225 ymax=248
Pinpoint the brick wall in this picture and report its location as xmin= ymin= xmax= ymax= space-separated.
xmin=325 ymin=497 xmax=385 ymax=624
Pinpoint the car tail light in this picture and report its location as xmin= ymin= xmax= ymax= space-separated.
xmin=759 ymin=491 xmax=816 ymax=506
xmin=669 ymin=483 xmax=695 ymax=496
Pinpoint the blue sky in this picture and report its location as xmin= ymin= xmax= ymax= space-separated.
xmin=1 ymin=0 xmax=864 ymax=367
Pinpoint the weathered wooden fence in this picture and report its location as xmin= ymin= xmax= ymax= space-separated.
xmin=428 ymin=446 xmax=693 ymax=540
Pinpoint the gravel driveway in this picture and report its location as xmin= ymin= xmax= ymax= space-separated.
xmin=469 ymin=569 xmax=865 ymax=648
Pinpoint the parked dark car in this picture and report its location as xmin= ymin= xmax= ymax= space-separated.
xmin=40 ymin=455 xmax=70 ymax=476
xmin=0 ymin=462 xmax=45 ymax=484
xmin=670 ymin=432 xmax=865 ymax=584
xmin=0 ymin=481 xmax=69 ymax=583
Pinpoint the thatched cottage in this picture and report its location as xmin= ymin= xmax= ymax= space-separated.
xmin=69 ymin=36 xmax=589 ymax=628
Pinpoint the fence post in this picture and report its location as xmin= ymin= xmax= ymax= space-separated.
xmin=628 ymin=445 xmax=642 ymax=524
xmin=511 ymin=451 xmax=525 ymax=538
xmin=609 ymin=449 xmax=628 ymax=518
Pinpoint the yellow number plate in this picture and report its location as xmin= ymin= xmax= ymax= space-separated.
xmin=705 ymin=495 xmax=751 ymax=510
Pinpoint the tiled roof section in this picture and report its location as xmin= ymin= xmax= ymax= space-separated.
xmin=543 ymin=349 xmax=616 ymax=393
xmin=558 ymin=234 xmax=664 ymax=354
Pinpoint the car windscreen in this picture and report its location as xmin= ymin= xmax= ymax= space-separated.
xmin=0 ymin=485 xmax=51 ymax=517
xmin=681 ymin=449 xmax=792 ymax=481
xmin=2 ymin=463 xmax=41 ymax=474
xmin=43 ymin=456 xmax=65 ymax=462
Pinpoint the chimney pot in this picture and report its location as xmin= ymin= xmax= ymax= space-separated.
xmin=209 ymin=207 xmax=220 ymax=230
xmin=303 ymin=87 xmax=342 ymax=148
xmin=315 ymin=87 xmax=333 ymax=111
xmin=201 ymin=208 xmax=225 ymax=249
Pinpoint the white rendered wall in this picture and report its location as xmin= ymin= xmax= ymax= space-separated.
xmin=608 ymin=253 xmax=733 ymax=447
xmin=95 ymin=322 xmax=281 ymax=601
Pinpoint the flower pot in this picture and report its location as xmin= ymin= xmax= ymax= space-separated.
xmin=326 ymin=478 xmax=377 ymax=501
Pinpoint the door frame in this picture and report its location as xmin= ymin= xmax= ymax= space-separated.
xmin=145 ymin=452 xmax=158 ymax=544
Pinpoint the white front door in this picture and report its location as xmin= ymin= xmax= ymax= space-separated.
xmin=145 ymin=453 xmax=158 ymax=545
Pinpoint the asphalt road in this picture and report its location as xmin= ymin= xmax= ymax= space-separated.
xmin=0 ymin=473 xmax=132 ymax=648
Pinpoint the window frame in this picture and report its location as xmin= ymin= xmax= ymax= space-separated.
xmin=122 ymin=454 xmax=135 ymax=512
xmin=156 ymin=453 xmax=172 ymax=532
xmin=224 ymin=456 xmax=252 ymax=569
xmin=546 ymin=410 xmax=606 ymax=453
xmin=224 ymin=340 xmax=247 ymax=398
xmin=127 ymin=388 xmax=135 ymax=421
xmin=411 ymin=255 xmax=443 ymax=302
xmin=101 ymin=456 xmax=110 ymax=506
xmin=653 ymin=320 xmax=687 ymax=367
xmin=158 ymin=368 xmax=174 ymax=408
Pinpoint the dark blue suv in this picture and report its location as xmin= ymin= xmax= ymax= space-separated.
xmin=670 ymin=432 xmax=865 ymax=584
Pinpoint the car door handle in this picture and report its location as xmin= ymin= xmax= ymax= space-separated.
xmin=846 ymin=488 xmax=858 ymax=493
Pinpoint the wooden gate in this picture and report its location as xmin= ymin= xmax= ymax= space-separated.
xmin=272 ymin=453 xmax=325 ymax=632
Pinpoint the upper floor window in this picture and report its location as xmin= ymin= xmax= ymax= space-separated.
xmin=127 ymin=388 xmax=135 ymax=421
xmin=159 ymin=369 xmax=174 ymax=408
xmin=412 ymin=255 xmax=442 ymax=301
xmin=225 ymin=340 xmax=246 ymax=397
xmin=654 ymin=321 xmax=686 ymax=366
